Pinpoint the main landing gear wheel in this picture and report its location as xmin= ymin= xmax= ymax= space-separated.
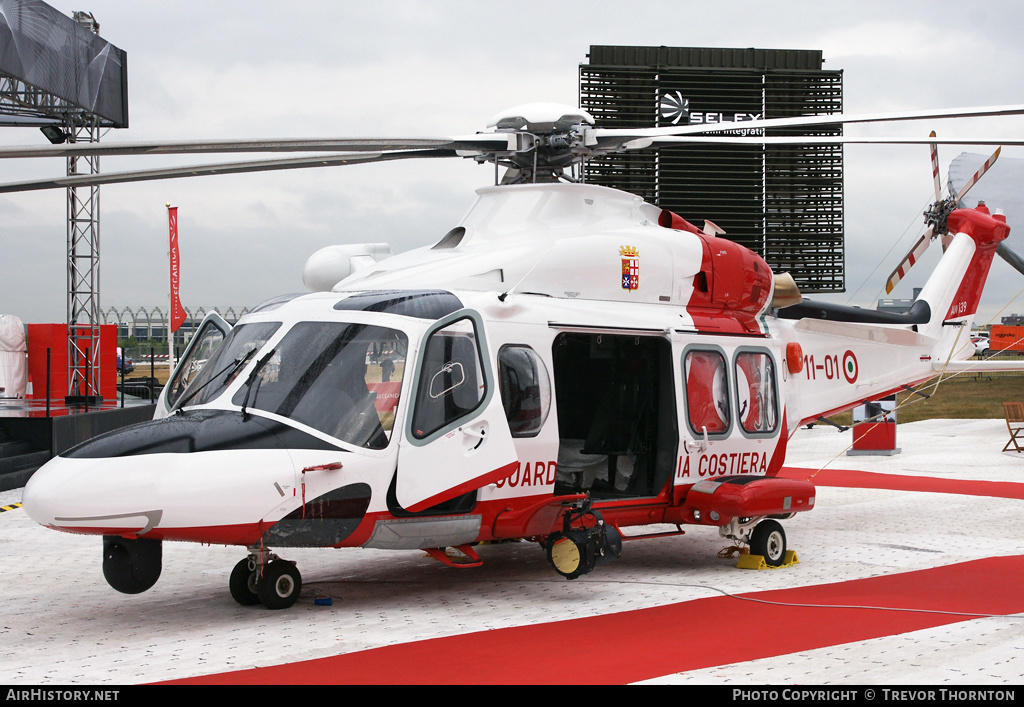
xmin=257 ymin=560 xmax=302 ymax=610
xmin=750 ymin=519 xmax=787 ymax=567
xmin=229 ymin=558 xmax=261 ymax=606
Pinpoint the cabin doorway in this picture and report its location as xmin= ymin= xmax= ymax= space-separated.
xmin=552 ymin=332 xmax=677 ymax=499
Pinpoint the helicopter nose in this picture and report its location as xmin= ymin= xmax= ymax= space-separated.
xmin=23 ymin=454 xmax=160 ymax=535
xmin=21 ymin=457 xmax=64 ymax=527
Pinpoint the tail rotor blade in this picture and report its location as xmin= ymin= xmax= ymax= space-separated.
xmin=886 ymin=228 xmax=934 ymax=294
xmin=929 ymin=131 xmax=942 ymax=202
xmin=955 ymin=146 xmax=1001 ymax=202
xmin=997 ymin=242 xmax=1024 ymax=277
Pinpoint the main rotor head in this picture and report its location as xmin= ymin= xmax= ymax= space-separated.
xmin=481 ymin=102 xmax=597 ymax=183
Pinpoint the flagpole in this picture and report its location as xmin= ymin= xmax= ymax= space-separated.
xmin=167 ymin=203 xmax=188 ymax=385
xmin=167 ymin=203 xmax=174 ymax=377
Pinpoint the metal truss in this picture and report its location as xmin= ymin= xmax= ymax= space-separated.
xmin=0 ymin=75 xmax=81 ymax=122
xmin=66 ymin=119 xmax=102 ymax=402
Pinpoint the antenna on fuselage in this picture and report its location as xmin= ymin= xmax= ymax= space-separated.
xmin=498 ymin=244 xmax=557 ymax=302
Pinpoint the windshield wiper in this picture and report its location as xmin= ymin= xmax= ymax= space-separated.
xmin=174 ymin=347 xmax=257 ymax=412
xmin=241 ymin=348 xmax=276 ymax=420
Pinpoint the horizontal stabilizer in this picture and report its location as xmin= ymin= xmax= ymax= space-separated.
xmin=778 ymin=298 xmax=931 ymax=326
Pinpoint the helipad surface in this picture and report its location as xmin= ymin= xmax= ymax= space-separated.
xmin=0 ymin=419 xmax=1021 ymax=685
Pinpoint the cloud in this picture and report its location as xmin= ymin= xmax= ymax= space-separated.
xmin=3 ymin=0 xmax=1024 ymax=327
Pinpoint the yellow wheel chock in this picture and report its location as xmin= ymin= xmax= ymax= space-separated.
xmin=736 ymin=549 xmax=799 ymax=570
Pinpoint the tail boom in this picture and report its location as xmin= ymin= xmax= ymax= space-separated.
xmin=779 ymin=203 xmax=1011 ymax=432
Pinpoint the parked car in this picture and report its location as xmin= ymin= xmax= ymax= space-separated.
xmin=117 ymin=347 xmax=135 ymax=375
xmin=971 ymin=334 xmax=990 ymax=357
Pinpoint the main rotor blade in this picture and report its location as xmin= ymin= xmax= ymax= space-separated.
xmin=618 ymin=135 xmax=1024 ymax=148
xmin=0 ymin=149 xmax=457 ymax=193
xmin=885 ymin=227 xmax=934 ymax=294
xmin=0 ymin=134 xmax=521 ymax=159
xmin=589 ymin=103 xmax=1024 ymax=144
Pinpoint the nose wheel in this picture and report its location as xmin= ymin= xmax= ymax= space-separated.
xmin=229 ymin=558 xmax=261 ymax=606
xmin=229 ymin=551 xmax=302 ymax=609
xmin=258 ymin=560 xmax=302 ymax=610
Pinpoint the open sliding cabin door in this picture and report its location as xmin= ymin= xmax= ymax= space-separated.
xmin=395 ymin=311 xmax=518 ymax=513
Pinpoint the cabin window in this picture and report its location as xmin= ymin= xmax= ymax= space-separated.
xmin=229 ymin=322 xmax=408 ymax=449
xmin=411 ymin=317 xmax=485 ymax=439
xmin=734 ymin=350 xmax=779 ymax=435
xmin=684 ymin=349 xmax=730 ymax=436
xmin=497 ymin=345 xmax=551 ymax=437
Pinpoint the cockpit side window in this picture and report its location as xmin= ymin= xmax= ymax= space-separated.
xmin=165 ymin=323 xmax=226 ymax=409
xmin=230 ymin=322 xmax=408 ymax=449
xmin=411 ymin=318 xmax=485 ymax=439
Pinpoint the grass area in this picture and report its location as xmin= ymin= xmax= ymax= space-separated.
xmin=124 ymin=363 xmax=171 ymax=385
xmin=826 ymin=370 xmax=1024 ymax=426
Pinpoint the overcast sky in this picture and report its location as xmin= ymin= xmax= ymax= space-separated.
xmin=2 ymin=0 xmax=1024 ymax=328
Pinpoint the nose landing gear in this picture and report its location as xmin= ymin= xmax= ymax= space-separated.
xmin=229 ymin=550 xmax=302 ymax=609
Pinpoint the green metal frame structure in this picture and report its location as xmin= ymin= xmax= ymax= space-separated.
xmin=580 ymin=46 xmax=844 ymax=293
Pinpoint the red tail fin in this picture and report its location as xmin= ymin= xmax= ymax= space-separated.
xmin=943 ymin=204 xmax=1010 ymax=321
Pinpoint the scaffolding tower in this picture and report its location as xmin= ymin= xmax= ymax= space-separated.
xmin=0 ymin=2 xmax=128 ymax=401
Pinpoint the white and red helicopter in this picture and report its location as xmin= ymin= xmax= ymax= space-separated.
xmin=8 ymin=102 xmax=1024 ymax=609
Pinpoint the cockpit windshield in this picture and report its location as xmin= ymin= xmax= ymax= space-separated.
xmin=175 ymin=322 xmax=282 ymax=409
xmin=229 ymin=322 xmax=408 ymax=449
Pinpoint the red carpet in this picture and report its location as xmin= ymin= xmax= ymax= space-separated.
xmin=779 ymin=466 xmax=1024 ymax=499
xmin=165 ymin=555 xmax=1024 ymax=685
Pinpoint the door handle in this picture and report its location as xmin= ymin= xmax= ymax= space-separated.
xmin=460 ymin=424 xmax=487 ymax=449
xmin=683 ymin=427 xmax=709 ymax=454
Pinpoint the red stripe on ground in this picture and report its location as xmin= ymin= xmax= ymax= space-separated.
xmin=778 ymin=466 xmax=1024 ymax=499
xmin=163 ymin=555 xmax=1024 ymax=685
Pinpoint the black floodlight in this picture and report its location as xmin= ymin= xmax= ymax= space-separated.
xmin=40 ymin=125 xmax=70 ymax=145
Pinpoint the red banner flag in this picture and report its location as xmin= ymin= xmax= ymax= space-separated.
xmin=168 ymin=206 xmax=187 ymax=333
